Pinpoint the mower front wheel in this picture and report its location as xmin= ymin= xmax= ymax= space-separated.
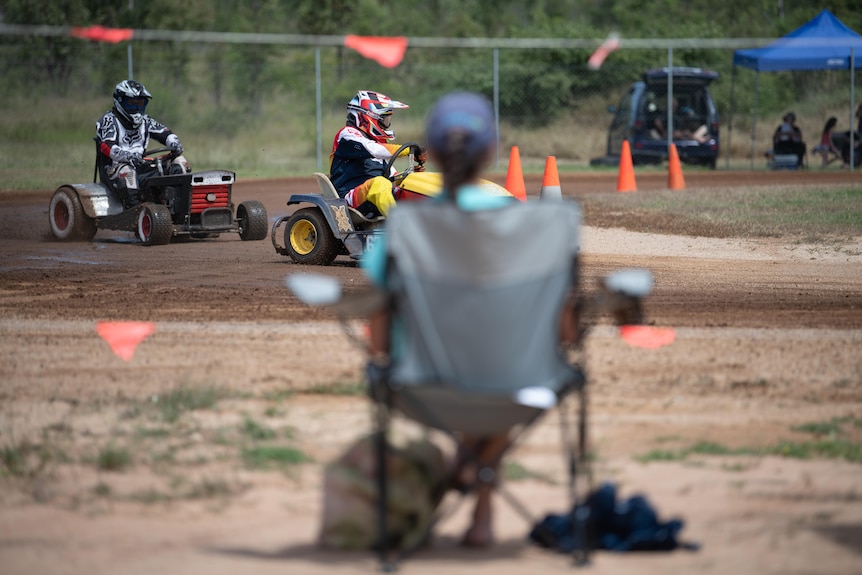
xmin=285 ymin=207 xmax=340 ymax=266
xmin=137 ymin=203 xmax=174 ymax=246
xmin=237 ymin=200 xmax=268 ymax=241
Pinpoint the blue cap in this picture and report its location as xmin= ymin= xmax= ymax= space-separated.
xmin=426 ymin=91 xmax=496 ymax=157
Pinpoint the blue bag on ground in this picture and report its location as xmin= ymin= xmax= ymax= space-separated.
xmin=529 ymin=482 xmax=698 ymax=552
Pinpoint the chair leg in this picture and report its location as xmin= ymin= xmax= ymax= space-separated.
xmin=559 ymin=385 xmax=592 ymax=566
xmin=374 ymin=400 xmax=397 ymax=572
xmin=573 ymin=385 xmax=591 ymax=566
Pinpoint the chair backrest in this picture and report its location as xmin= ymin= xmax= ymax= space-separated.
xmin=384 ymin=199 xmax=581 ymax=395
xmin=314 ymin=172 xmax=340 ymax=199
xmin=93 ymin=137 xmax=112 ymax=186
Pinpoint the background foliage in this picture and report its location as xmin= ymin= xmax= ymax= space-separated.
xmin=2 ymin=0 xmax=862 ymax=186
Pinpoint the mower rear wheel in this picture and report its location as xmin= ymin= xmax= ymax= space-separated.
xmin=48 ymin=186 xmax=97 ymax=241
xmin=285 ymin=207 xmax=339 ymax=265
xmin=137 ymin=203 xmax=174 ymax=246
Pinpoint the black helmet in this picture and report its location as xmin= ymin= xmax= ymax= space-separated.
xmin=113 ymin=80 xmax=152 ymax=128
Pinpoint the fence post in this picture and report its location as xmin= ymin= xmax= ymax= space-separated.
xmin=493 ymin=48 xmax=500 ymax=170
xmin=316 ymin=48 xmax=322 ymax=171
xmin=851 ymin=47 xmax=856 ymax=171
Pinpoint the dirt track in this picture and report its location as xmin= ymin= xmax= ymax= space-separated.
xmin=1 ymin=172 xmax=861 ymax=575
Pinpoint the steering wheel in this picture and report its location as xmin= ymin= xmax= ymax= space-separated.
xmin=384 ymin=142 xmax=423 ymax=183
xmin=143 ymin=147 xmax=174 ymax=160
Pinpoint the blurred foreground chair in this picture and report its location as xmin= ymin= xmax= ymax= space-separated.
xmin=366 ymin=198 xmax=590 ymax=570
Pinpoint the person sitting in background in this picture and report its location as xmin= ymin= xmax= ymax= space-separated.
xmin=840 ymin=103 xmax=862 ymax=168
xmin=362 ymin=91 xmax=581 ymax=548
xmin=772 ymin=112 xmax=806 ymax=167
xmin=652 ymin=98 xmax=711 ymax=143
xmin=812 ymin=117 xmax=841 ymax=167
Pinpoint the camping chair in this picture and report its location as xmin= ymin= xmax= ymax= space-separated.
xmin=367 ymin=198 xmax=590 ymax=570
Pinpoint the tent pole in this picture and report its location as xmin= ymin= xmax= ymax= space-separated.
xmin=851 ymin=48 xmax=856 ymax=171
xmin=750 ymin=72 xmax=759 ymax=169
xmin=727 ymin=65 xmax=736 ymax=170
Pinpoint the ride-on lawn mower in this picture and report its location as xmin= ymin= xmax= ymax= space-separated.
xmin=271 ymin=143 xmax=512 ymax=265
xmin=49 ymin=147 xmax=268 ymax=245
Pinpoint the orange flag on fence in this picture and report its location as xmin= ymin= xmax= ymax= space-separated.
xmin=344 ymin=35 xmax=409 ymax=68
xmin=71 ymin=26 xmax=134 ymax=44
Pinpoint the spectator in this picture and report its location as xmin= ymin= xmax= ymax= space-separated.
xmin=773 ymin=112 xmax=806 ymax=168
xmin=361 ymin=91 xmax=580 ymax=548
xmin=653 ymin=97 xmax=711 ymax=143
xmin=840 ymin=103 xmax=862 ymax=168
xmin=812 ymin=117 xmax=841 ymax=167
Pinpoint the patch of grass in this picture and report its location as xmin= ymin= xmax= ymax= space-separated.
xmin=97 ymin=444 xmax=132 ymax=472
xmin=128 ymin=488 xmax=172 ymax=505
xmin=581 ymin=185 xmax=862 ymax=239
xmin=503 ymin=461 xmax=557 ymax=485
xmin=241 ymin=446 xmax=312 ymax=471
xmin=241 ymin=416 xmax=276 ymax=441
xmin=1 ymin=438 xmax=54 ymax=479
xmin=635 ymin=449 xmax=687 ymax=463
xmin=637 ymin=433 xmax=862 ymax=465
xmin=92 ymin=482 xmax=112 ymax=498
xmin=264 ymin=405 xmax=286 ymax=418
xmin=302 ymin=381 xmax=366 ymax=397
xmin=793 ymin=421 xmax=843 ymax=436
xmin=151 ymin=384 xmax=228 ymax=423
xmin=183 ymin=478 xmax=234 ymax=500
xmin=792 ymin=416 xmax=861 ymax=437
xmin=261 ymin=389 xmax=295 ymax=402
xmin=766 ymin=439 xmax=862 ymax=462
xmin=134 ymin=426 xmax=172 ymax=439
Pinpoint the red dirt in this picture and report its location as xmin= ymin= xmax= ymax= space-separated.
xmin=1 ymin=171 xmax=860 ymax=575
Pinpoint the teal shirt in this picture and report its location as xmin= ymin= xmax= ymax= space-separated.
xmin=360 ymin=183 xmax=514 ymax=286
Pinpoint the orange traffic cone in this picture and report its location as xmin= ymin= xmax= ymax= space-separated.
xmin=539 ymin=156 xmax=562 ymax=200
xmin=617 ymin=140 xmax=637 ymax=193
xmin=506 ymin=146 xmax=527 ymax=202
xmin=668 ymin=143 xmax=686 ymax=191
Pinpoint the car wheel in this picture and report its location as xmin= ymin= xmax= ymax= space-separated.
xmin=48 ymin=186 xmax=97 ymax=241
xmin=137 ymin=203 xmax=174 ymax=245
xmin=285 ymin=207 xmax=340 ymax=266
xmin=237 ymin=200 xmax=268 ymax=241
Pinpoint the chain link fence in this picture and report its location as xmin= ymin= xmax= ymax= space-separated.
xmin=2 ymin=28 xmax=860 ymax=180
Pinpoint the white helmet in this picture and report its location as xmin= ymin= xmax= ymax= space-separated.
xmin=346 ymin=90 xmax=408 ymax=143
xmin=113 ymin=79 xmax=152 ymax=128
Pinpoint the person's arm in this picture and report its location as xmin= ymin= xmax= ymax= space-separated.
xmin=559 ymin=292 xmax=580 ymax=348
xmin=367 ymin=308 xmax=391 ymax=363
xmin=361 ymin=236 xmax=392 ymax=363
xmin=146 ymin=117 xmax=182 ymax=154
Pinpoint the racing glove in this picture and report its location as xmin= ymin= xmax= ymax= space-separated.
xmin=112 ymin=147 xmax=145 ymax=168
xmin=166 ymin=134 xmax=183 ymax=155
xmin=413 ymin=145 xmax=428 ymax=171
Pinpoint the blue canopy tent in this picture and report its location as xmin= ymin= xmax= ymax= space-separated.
xmin=729 ymin=9 xmax=862 ymax=168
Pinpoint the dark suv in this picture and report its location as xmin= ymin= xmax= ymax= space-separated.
xmin=604 ymin=67 xmax=720 ymax=169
